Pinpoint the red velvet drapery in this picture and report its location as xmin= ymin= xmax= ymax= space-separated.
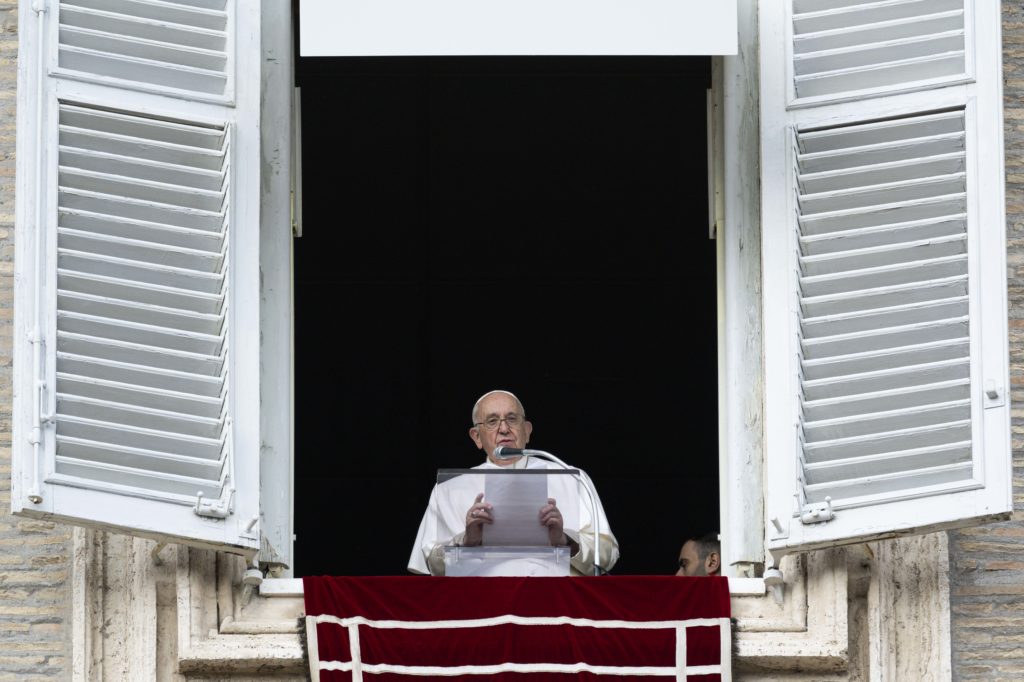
xmin=303 ymin=576 xmax=731 ymax=681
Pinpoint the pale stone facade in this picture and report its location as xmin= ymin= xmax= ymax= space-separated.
xmin=0 ymin=2 xmax=1021 ymax=681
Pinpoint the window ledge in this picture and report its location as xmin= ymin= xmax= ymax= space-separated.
xmin=258 ymin=576 xmax=767 ymax=597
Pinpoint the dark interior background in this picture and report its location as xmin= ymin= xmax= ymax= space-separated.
xmin=293 ymin=55 xmax=718 ymax=576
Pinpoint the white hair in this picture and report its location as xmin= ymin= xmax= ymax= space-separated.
xmin=471 ymin=390 xmax=526 ymax=425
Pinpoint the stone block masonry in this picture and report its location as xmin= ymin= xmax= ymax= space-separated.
xmin=948 ymin=4 xmax=1024 ymax=681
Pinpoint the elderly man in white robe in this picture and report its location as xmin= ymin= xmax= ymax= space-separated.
xmin=408 ymin=390 xmax=619 ymax=576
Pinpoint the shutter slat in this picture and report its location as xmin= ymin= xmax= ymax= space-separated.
xmin=798 ymin=109 xmax=964 ymax=151
xmin=803 ymin=420 xmax=970 ymax=461
xmin=59 ymin=6 xmax=225 ymax=50
xmin=798 ymin=153 xmax=964 ymax=194
xmin=800 ymin=234 xmax=966 ymax=276
xmin=803 ymin=441 xmax=971 ymax=485
xmin=794 ymin=32 xmax=964 ymax=76
xmin=802 ymin=316 xmax=968 ymax=359
xmin=804 ymin=399 xmax=970 ymax=442
xmin=794 ymin=54 xmax=965 ymax=100
xmin=793 ymin=1 xmax=962 ymax=35
xmin=59 ymin=209 xmax=225 ymax=252
xmin=801 ymin=296 xmax=967 ymax=339
xmin=800 ymin=254 xmax=967 ymax=297
xmin=63 ymin=0 xmax=228 ymax=30
xmin=59 ymin=128 xmax=224 ymax=170
xmin=58 ymin=270 xmax=223 ymax=315
xmin=798 ymin=137 xmax=965 ymax=173
xmin=803 ymin=357 xmax=969 ymax=401
xmin=804 ymin=378 xmax=969 ymax=421
xmin=57 ymin=394 xmax=223 ymax=439
xmin=799 ymin=174 xmax=966 ymax=214
xmin=802 ymin=276 xmax=968 ymax=317
xmin=59 ymin=167 xmax=224 ymax=212
xmin=58 ymin=250 xmax=224 ymax=294
xmin=56 ymin=352 xmax=224 ymax=397
xmin=57 ymin=228 xmax=224 ymax=271
xmin=57 ymin=413 xmax=223 ymax=462
xmin=59 ymin=25 xmax=226 ymax=71
xmin=57 ymin=291 xmax=223 ymax=335
xmin=802 ymin=337 xmax=968 ymax=382
xmin=53 ymin=457 xmax=223 ymax=499
xmin=57 ymin=332 xmax=224 ymax=376
xmin=57 ymin=414 xmax=224 ymax=460
xmin=57 ymin=374 xmax=223 ymax=419
xmin=59 ymin=189 xmax=226 ymax=232
xmin=58 ymin=147 xmax=224 ymax=191
xmin=800 ymin=215 xmax=966 ymax=255
xmin=60 ymin=107 xmax=226 ymax=150
xmin=59 ymin=47 xmax=227 ymax=95
xmin=55 ymin=438 xmax=223 ymax=479
xmin=800 ymin=194 xmax=966 ymax=236
xmin=794 ymin=10 xmax=963 ymax=53
xmin=803 ymin=461 xmax=974 ymax=503
xmin=57 ymin=311 xmax=224 ymax=355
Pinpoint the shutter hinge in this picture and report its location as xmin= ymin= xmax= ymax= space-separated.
xmin=800 ymin=496 xmax=834 ymax=525
xmin=193 ymin=488 xmax=235 ymax=519
xmin=984 ymin=380 xmax=1005 ymax=408
xmin=31 ymin=0 xmax=47 ymax=14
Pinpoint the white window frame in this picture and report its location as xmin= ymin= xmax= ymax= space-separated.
xmin=13 ymin=0 xmax=1009 ymax=585
xmin=714 ymin=0 xmax=767 ymax=575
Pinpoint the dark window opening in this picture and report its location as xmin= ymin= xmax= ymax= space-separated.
xmin=294 ymin=55 xmax=718 ymax=576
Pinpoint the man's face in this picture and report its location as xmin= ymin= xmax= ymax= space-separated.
xmin=469 ymin=393 xmax=533 ymax=464
xmin=676 ymin=540 xmax=705 ymax=577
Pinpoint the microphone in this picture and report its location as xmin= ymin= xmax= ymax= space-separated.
xmin=493 ymin=446 xmax=540 ymax=459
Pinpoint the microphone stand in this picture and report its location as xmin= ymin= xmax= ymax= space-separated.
xmin=494 ymin=448 xmax=605 ymax=576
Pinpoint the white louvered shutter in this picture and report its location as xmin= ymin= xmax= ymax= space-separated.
xmin=760 ymin=0 xmax=1011 ymax=558
xmin=12 ymin=0 xmax=261 ymax=554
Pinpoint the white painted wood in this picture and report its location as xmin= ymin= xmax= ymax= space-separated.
xmin=13 ymin=0 xmax=263 ymax=554
xmin=300 ymin=0 xmax=738 ymax=56
xmin=258 ymin=0 xmax=295 ymax=574
xmin=718 ymin=0 xmax=766 ymax=573
xmin=760 ymin=0 xmax=1011 ymax=560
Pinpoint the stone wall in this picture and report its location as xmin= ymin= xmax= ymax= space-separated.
xmin=947 ymin=4 xmax=1024 ymax=681
xmin=0 ymin=4 xmax=71 ymax=680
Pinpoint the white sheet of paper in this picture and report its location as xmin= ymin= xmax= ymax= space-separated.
xmin=483 ymin=473 xmax=548 ymax=546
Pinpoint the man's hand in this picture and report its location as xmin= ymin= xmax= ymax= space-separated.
xmin=463 ymin=492 xmax=493 ymax=547
xmin=540 ymin=497 xmax=569 ymax=546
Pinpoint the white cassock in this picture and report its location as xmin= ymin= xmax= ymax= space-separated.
xmin=407 ymin=456 xmax=619 ymax=576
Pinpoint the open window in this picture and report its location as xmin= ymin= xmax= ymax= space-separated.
xmin=291 ymin=54 xmax=719 ymax=576
xmin=11 ymin=0 xmax=1012 ymax=582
